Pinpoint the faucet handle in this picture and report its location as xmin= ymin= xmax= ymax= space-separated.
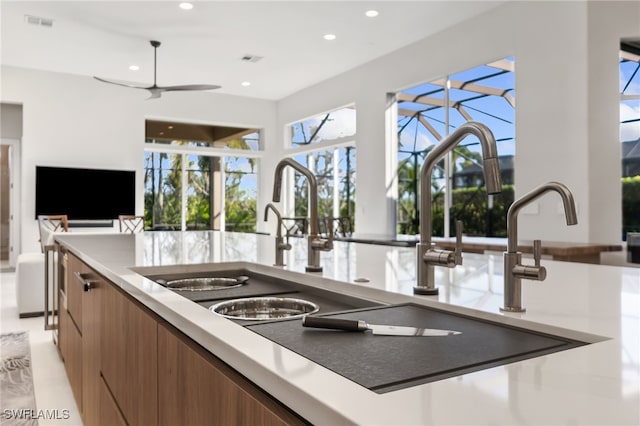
xmin=512 ymin=239 xmax=547 ymax=282
xmin=533 ymin=239 xmax=542 ymax=267
xmin=454 ymin=220 xmax=463 ymax=265
xmin=325 ymin=217 xmax=335 ymax=249
xmin=311 ymin=218 xmax=334 ymax=251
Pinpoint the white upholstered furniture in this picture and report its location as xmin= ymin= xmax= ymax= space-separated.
xmin=15 ymin=252 xmax=50 ymax=318
xmin=15 ymin=215 xmax=68 ymax=317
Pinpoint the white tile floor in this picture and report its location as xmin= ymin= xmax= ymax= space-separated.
xmin=1 ymin=271 xmax=82 ymax=425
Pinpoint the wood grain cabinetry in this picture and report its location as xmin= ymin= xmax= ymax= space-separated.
xmin=81 ymin=269 xmax=104 ymax=426
xmin=59 ymin=246 xmax=306 ymax=426
xmin=98 ymin=375 xmax=127 ymax=426
xmin=158 ymin=323 xmax=307 ymax=426
xmin=100 ymin=281 xmax=157 ymax=426
xmin=59 ymin=296 xmax=83 ymax=412
xmin=66 ymin=253 xmax=85 ymax=331
xmin=59 ymin=251 xmax=87 ymax=414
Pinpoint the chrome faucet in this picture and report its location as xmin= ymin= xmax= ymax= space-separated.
xmin=272 ymin=158 xmax=332 ymax=272
xmin=264 ymin=203 xmax=292 ymax=267
xmin=500 ymin=182 xmax=578 ymax=313
xmin=415 ymin=122 xmax=503 ymax=295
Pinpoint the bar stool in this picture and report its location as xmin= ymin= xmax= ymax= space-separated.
xmin=118 ymin=215 xmax=145 ymax=233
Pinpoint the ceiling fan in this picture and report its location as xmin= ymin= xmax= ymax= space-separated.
xmin=94 ymin=40 xmax=221 ymax=99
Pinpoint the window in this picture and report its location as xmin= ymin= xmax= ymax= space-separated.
xmin=396 ymin=57 xmax=515 ymax=237
xmin=144 ymin=151 xmax=182 ymax=230
xmin=224 ymin=156 xmax=258 ymax=233
xmin=287 ymin=107 xmax=356 ymax=234
xmin=620 ymin=41 xmax=640 ymax=239
xmin=144 ymin=121 xmax=260 ymax=233
xmin=290 ymin=107 xmax=356 ymax=146
xmin=291 ymin=147 xmax=355 ymax=232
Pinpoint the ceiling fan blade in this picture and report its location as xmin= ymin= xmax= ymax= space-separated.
xmin=95 ymin=40 xmax=222 ymax=100
xmin=93 ymin=76 xmax=150 ymax=90
xmin=156 ymin=84 xmax=222 ymax=92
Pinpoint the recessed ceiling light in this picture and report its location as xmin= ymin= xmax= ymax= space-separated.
xmin=365 ymin=10 xmax=379 ymax=17
xmin=179 ymin=2 xmax=193 ymax=10
xmin=129 ymin=65 xmax=140 ymax=71
xmin=241 ymin=81 xmax=251 ymax=87
xmin=323 ymin=34 xmax=336 ymax=41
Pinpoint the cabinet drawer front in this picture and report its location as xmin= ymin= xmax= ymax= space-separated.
xmin=60 ymin=303 xmax=83 ymax=413
xmin=99 ymin=375 xmax=127 ymax=426
xmin=66 ymin=254 xmax=84 ymax=331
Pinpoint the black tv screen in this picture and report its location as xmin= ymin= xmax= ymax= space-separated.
xmin=35 ymin=166 xmax=135 ymax=220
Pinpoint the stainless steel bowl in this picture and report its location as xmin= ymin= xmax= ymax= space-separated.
xmin=209 ymin=297 xmax=319 ymax=321
xmin=165 ymin=276 xmax=249 ymax=291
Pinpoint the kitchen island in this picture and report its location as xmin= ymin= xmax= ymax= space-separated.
xmin=54 ymin=230 xmax=639 ymax=425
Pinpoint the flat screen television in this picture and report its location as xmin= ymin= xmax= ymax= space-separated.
xmin=35 ymin=166 xmax=135 ymax=221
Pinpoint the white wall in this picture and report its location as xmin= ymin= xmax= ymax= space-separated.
xmin=3 ymin=1 xmax=638 ymax=254
xmin=1 ymin=66 xmax=276 ymax=253
xmin=276 ymin=0 xmax=639 ymax=244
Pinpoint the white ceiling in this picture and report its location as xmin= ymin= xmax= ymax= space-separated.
xmin=1 ymin=1 xmax=504 ymax=100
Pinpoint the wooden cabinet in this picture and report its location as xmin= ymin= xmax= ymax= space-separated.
xmin=59 ymin=251 xmax=86 ymax=414
xmin=158 ymin=323 xmax=307 ymax=426
xmin=98 ymin=375 xmax=127 ymax=426
xmin=59 ymin=295 xmax=83 ymax=412
xmin=66 ymin=253 xmax=85 ymax=332
xmin=81 ymin=270 xmax=104 ymax=426
xmin=59 ymin=245 xmax=306 ymax=426
xmin=100 ymin=279 xmax=157 ymax=426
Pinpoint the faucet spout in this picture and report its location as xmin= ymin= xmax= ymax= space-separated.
xmin=264 ymin=202 xmax=291 ymax=267
xmin=272 ymin=158 xmax=329 ymax=272
xmin=273 ymin=158 xmax=319 ymax=236
xmin=501 ymin=181 xmax=578 ymax=312
xmin=505 ymin=181 xmax=578 ymax=253
xmin=264 ymin=202 xmax=284 ymax=239
xmin=415 ymin=122 xmax=503 ymax=295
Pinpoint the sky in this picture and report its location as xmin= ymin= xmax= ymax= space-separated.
xmin=620 ymin=59 xmax=640 ymax=142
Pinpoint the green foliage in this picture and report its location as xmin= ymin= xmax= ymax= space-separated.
xmin=293 ymin=148 xmax=355 ymax=231
xmin=397 ymin=158 xmax=420 ymax=234
xmin=144 ymin=151 xmax=183 ymax=230
xmin=144 ymin=147 xmax=257 ymax=233
xmin=225 ymin=173 xmax=256 ymax=232
xmin=399 ymin=178 xmax=639 ymax=239
xmin=398 ymin=185 xmax=515 ymax=237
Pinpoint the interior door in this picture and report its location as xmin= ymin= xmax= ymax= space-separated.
xmin=0 ymin=139 xmax=20 ymax=268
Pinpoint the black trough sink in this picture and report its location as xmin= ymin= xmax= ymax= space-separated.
xmin=141 ymin=267 xmax=383 ymax=318
xmin=137 ymin=264 xmax=589 ymax=394
xmin=246 ymin=303 xmax=588 ymax=393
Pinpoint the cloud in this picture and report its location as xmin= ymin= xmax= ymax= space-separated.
xmin=620 ymin=102 xmax=640 ymax=142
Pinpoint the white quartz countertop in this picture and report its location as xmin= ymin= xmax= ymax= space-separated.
xmin=54 ymin=231 xmax=640 ymax=425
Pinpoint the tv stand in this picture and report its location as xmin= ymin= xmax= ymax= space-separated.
xmin=68 ymin=220 xmax=114 ymax=228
